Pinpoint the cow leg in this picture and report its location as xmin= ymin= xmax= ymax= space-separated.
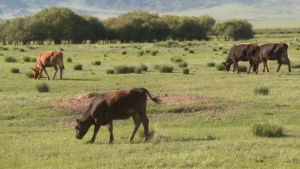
xmin=42 ymin=67 xmax=50 ymax=80
xmin=140 ymin=115 xmax=149 ymax=142
xmin=37 ymin=70 xmax=43 ymax=80
xmin=235 ymin=63 xmax=239 ymax=74
xmin=129 ymin=114 xmax=142 ymax=142
xmin=265 ymin=62 xmax=270 ymax=72
xmin=247 ymin=63 xmax=253 ymax=74
xmin=283 ymin=55 xmax=291 ymax=72
xmin=276 ymin=62 xmax=282 ymax=72
xmin=107 ymin=121 xmax=114 ymax=143
xmin=52 ymin=65 xmax=58 ymax=80
xmin=89 ymin=119 xmax=101 ymax=143
xmin=59 ymin=66 xmax=63 ymax=79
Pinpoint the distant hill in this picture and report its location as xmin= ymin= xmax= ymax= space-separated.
xmin=0 ymin=0 xmax=300 ymax=28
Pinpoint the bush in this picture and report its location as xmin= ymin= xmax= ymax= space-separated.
xmin=140 ymin=63 xmax=148 ymax=71
xmin=207 ymin=62 xmax=215 ymax=67
xmin=184 ymin=47 xmax=189 ymax=51
xmin=2 ymin=47 xmax=8 ymax=50
xmin=138 ymin=50 xmax=144 ymax=56
xmin=114 ymin=65 xmax=135 ymax=74
xmin=216 ymin=64 xmax=225 ymax=71
xmin=218 ymin=47 xmax=223 ymax=50
xmin=60 ymin=48 xmax=64 ymax=51
xmin=178 ymin=61 xmax=188 ymax=68
xmin=10 ymin=68 xmax=19 ymax=73
xmin=67 ymin=57 xmax=72 ymax=63
xmin=238 ymin=65 xmax=247 ymax=72
xmin=159 ymin=65 xmax=173 ymax=73
xmin=252 ymin=123 xmax=284 ymax=137
xmin=121 ymin=51 xmax=127 ymax=55
xmin=212 ymin=48 xmax=217 ymax=52
xmin=73 ymin=64 xmax=82 ymax=70
xmin=92 ymin=61 xmax=101 ymax=66
xmin=23 ymin=56 xmax=31 ymax=62
xmin=222 ymin=50 xmax=228 ymax=54
xmin=171 ymin=56 xmax=183 ymax=63
xmin=4 ymin=56 xmax=17 ymax=62
xmin=151 ymin=50 xmax=158 ymax=56
xmin=106 ymin=69 xmax=115 ymax=74
xmin=254 ymin=86 xmax=269 ymax=95
xmin=291 ymin=64 xmax=300 ymax=68
xmin=30 ymin=57 xmax=36 ymax=62
xmin=153 ymin=64 xmax=161 ymax=70
xmin=36 ymin=82 xmax=49 ymax=93
xmin=145 ymin=49 xmax=150 ymax=53
xmin=188 ymin=50 xmax=194 ymax=54
xmin=183 ymin=68 xmax=189 ymax=74
xmin=104 ymin=54 xmax=107 ymax=57
xmin=134 ymin=67 xmax=142 ymax=74
xmin=25 ymin=71 xmax=34 ymax=78
xmin=19 ymin=49 xmax=25 ymax=52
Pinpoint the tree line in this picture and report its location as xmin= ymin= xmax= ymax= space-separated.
xmin=0 ymin=7 xmax=254 ymax=45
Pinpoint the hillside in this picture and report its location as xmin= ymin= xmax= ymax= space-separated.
xmin=0 ymin=0 xmax=300 ymax=28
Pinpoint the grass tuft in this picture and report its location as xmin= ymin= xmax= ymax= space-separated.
xmin=216 ymin=64 xmax=225 ymax=71
xmin=10 ymin=68 xmax=20 ymax=73
xmin=73 ymin=64 xmax=83 ymax=70
xmin=67 ymin=57 xmax=72 ymax=63
xmin=36 ymin=82 xmax=49 ymax=93
xmin=114 ymin=65 xmax=135 ymax=74
xmin=252 ymin=123 xmax=284 ymax=137
xmin=254 ymin=86 xmax=269 ymax=95
xmin=207 ymin=62 xmax=215 ymax=67
xmin=183 ymin=68 xmax=189 ymax=74
xmin=106 ymin=69 xmax=115 ymax=74
xmin=92 ymin=61 xmax=101 ymax=66
xmin=178 ymin=61 xmax=188 ymax=68
xmin=25 ymin=71 xmax=34 ymax=78
xmin=159 ymin=65 xmax=173 ymax=73
xmin=171 ymin=56 xmax=183 ymax=63
xmin=238 ymin=65 xmax=248 ymax=72
xmin=5 ymin=56 xmax=17 ymax=62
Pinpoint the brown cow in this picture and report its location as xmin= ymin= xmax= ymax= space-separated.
xmin=259 ymin=43 xmax=291 ymax=73
xmin=31 ymin=50 xmax=64 ymax=80
xmin=75 ymin=88 xmax=160 ymax=144
xmin=222 ymin=44 xmax=261 ymax=74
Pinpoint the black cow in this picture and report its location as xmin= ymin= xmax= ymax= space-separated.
xmin=222 ymin=44 xmax=261 ymax=74
xmin=259 ymin=43 xmax=290 ymax=73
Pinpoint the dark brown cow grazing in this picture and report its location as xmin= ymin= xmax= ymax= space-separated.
xmin=259 ymin=43 xmax=290 ymax=73
xmin=222 ymin=44 xmax=261 ymax=74
xmin=75 ymin=88 xmax=160 ymax=144
xmin=31 ymin=50 xmax=64 ymax=80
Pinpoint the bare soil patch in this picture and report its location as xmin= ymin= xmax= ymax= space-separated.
xmin=52 ymin=92 xmax=216 ymax=114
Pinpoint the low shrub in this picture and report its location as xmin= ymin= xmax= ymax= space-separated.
xmin=140 ymin=63 xmax=148 ymax=71
xmin=114 ymin=65 xmax=135 ymax=74
xmin=104 ymin=54 xmax=107 ymax=57
xmin=252 ymin=123 xmax=284 ymax=137
xmin=171 ymin=56 xmax=183 ymax=63
xmin=92 ymin=61 xmax=101 ymax=66
xmin=153 ymin=64 xmax=161 ymax=70
xmin=151 ymin=50 xmax=158 ymax=56
xmin=254 ymin=86 xmax=269 ymax=95
xmin=184 ymin=47 xmax=189 ymax=51
xmin=238 ymin=65 xmax=248 ymax=72
xmin=19 ymin=49 xmax=25 ymax=52
xmin=212 ymin=48 xmax=217 ymax=52
xmin=216 ymin=64 xmax=225 ymax=71
xmin=67 ymin=57 xmax=72 ymax=63
xmin=60 ymin=48 xmax=64 ymax=51
xmin=25 ymin=71 xmax=34 ymax=78
xmin=159 ymin=65 xmax=173 ymax=73
xmin=218 ymin=47 xmax=223 ymax=50
xmin=36 ymin=82 xmax=49 ymax=93
xmin=23 ymin=56 xmax=31 ymax=62
xmin=4 ymin=56 xmax=17 ymax=62
xmin=188 ymin=49 xmax=194 ymax=54
xmin=138 ymin=50 xmax=144 ymax=56
xmin=2 ymin=47 xmax=8 ymax=50
xmin=121 ymin=51 xmax=127 ymax=55
xmin=134 ymin=67 xmax=142 ymax=74
xmin=222 ymin=50 xmax=228 ymax=54
xmin=30 ymin=57 xmax=36 ymax=62
xmin=73 ymin=64 xmax=83 ymax=70
xmin=183 ymin=68 xmax=189 ymax=74
xmin=145 ymin=49 xmax=150 ymax=53
xmin=207 ymin=62 xmax=215 ymax=67
xmin=291 ymin=64 xmax=300 ymax=68
xmin=106 ymin=69 xmax=115 ymax=74
xmin=10 ymin=68 xmax=19 ymax=73
xmin=178 ymin=61 xmax=188 ymax=68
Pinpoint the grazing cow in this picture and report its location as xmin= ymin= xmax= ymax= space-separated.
xmin=259 ymin=43 xmax=290 ymax=73
xmin=75 ymin=88 xmax=160 ymax=144
xmin=31 ymin=50 xmax=64 ymax=80
xmin=222 ymin=44 xmax=261 ymax=74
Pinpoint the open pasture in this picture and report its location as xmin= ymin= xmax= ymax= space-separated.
xmin=1 ymin=34 xmax=300 ymax=168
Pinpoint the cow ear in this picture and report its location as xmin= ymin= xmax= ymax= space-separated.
xmin=30 ymin=68 xmax=35 ymax=71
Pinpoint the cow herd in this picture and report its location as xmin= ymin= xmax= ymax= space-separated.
xmin=222 ymin=42 xmax=290 ymax=74
xmin=30 ymin=42 xmax=290 ymax=144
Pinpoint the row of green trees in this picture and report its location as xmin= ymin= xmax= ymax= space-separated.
xmin=0 ymin=7 xmax=254 ymax=45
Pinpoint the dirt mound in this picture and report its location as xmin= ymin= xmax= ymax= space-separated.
xmin=53 ymin=92 xmax=215 ymax=114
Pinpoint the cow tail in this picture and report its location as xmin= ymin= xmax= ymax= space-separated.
xmin=141 ymin=88 xmax=161 ymax=103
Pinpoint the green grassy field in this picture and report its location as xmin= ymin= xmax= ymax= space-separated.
xmin=1 ymin=34 xmax=300 ymax=168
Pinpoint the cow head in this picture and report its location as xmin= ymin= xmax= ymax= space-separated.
xmin=75 ymin=119 xmax=92 ymax=139
xmin=31 ymin=68 xmax=40 ymax=79
xmin=222 ymin=62 xmax=231 ymax=71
